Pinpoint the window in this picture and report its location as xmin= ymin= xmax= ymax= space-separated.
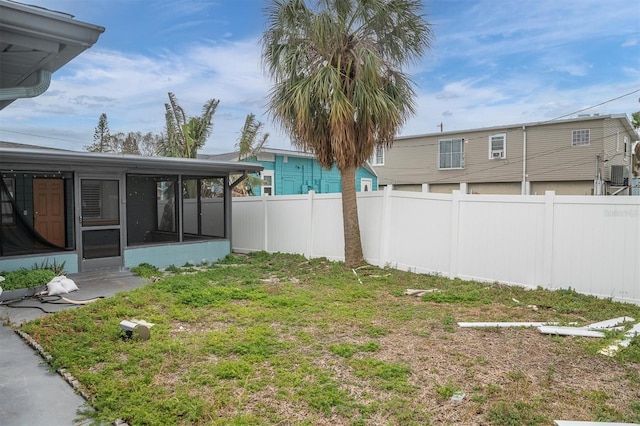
xmin=261 ymin=170 xmax=274 ymax=196
xmin=439 ymin=138 xmax=464 ymax=169
xmin=126 ymin=174 xmax=226 ymax=246
xmin=572 ymin=129 xmax=590 ymax=146
xmin=81 ymin=180 xmax=120 ymax=226
xmin=1 ymin=177 xmax=15 ymax=225
xmin=489 ymin=133 xmax=506 ymax=159
xmin=370 ymin=145 xmax=384 ymax=166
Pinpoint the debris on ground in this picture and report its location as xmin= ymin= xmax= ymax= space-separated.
xmin=405 ymin=288 xmax=440 ymax=297
xmin=458 ymin=321 xmax=559 ymax=328
xmin=450 ymin=391 xmax=465 ymax=402
xmin=599 ymin=322 xmax=640 ymax=357
xmin=352 ymin=269 xmax=363 ymax=284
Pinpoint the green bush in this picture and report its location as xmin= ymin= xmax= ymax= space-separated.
xmin=130 ymin=263 xmax=161 ymax=279
xmin=0 ymin=269 xmax=55 ymax=291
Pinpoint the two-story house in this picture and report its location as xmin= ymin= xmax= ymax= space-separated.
xmin=372 ymin=114 xmax=638 ymax=195
xmin=203 ymin=147 xmax=378 ymax=195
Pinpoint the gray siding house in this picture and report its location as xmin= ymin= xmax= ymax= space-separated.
xmin=373 ymin=114 xmax=638 ymax=195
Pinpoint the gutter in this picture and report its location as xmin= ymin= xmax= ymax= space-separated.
xmin=0 ymin=70 xmax=51 ymax=100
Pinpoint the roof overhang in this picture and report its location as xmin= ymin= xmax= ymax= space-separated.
xmin=0 ymin=148 xmax=264 ymax=176
xmin=0 ymin=0 xmax=105 ymax=110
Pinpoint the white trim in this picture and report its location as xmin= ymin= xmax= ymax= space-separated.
xmin=360 ymin=178 xmax=373 ymax=192
xmin=370 ymin=145 xmax=384 ymax=166
xmin=438 ymin=138 xmax=465 ymax=169
xmin=488 ymin=133 xmax=506 ymax=159
xmin=260 ymin=170 xmax=274 ymax=196
xmin=572 ymin=129 xmax=590 ymax=146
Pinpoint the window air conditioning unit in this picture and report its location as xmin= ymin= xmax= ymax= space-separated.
xmin=491 ymin=151 xmax=503 ymax=159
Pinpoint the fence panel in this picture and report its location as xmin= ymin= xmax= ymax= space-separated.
xmin=550 ymin=196 xmax=640 ymax=303
xmin=309 ymin=193 xmax=345 ymax=260
xmin=455 ymin=195 xmax=546 ymax=286
xmin=383 ymin=191 xmax=452 ymax=275
xmin=232 ymin=191 xmax=640 ymax=305
xmin=232 ymin=198 xmax=265 ymax=252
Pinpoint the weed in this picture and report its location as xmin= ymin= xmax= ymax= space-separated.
xmin=363 ymin=324 xmax=388 ymax=337
xmin=165 ymin=264 xmax=180 ymax=274
xmin=130 ymin=263 xmax=160 ymax=279
xmin=0 ymin=268 xmax=55 ymax=290
xmin=435 ymin=381 xmax=460 ymax=400
xmin=487 ymin=401 xmax=548 ymax=425
xmin=17 ymin=252 xmax=640 ymax=425
xmin=32 ymin=258 xmax=66 ymax=275
xmin=328 ymin=341 xmax=380 ymax=358
xmin=442 ymin=313 xmax=456 ymax=332
xmin=349 ymin=358 xmax=413 ymax=392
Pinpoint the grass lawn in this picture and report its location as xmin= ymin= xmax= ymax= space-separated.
xmin=20 ymin=252 xmax=640 ymax=425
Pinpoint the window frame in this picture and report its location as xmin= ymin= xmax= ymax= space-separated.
xmin=572 ymin=129 xmax=590 ymax=147
xmin=261 ymin=170 xmax=274 ymax=196
xmin=370 ymin=145 xmax=384 ymax=166
xmin=488 ymin=133 xmax=506 ymax=159
xmin=1 ymin=177 xmax=16 ymax=226
xmin=438 ymin=138 xmax=465 ymax=170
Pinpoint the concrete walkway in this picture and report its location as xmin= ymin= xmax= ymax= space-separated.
xmin=0 ymin=269 xmax=147 ymax=426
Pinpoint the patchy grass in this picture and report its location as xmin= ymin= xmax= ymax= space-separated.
xmin=20 ymin=252 xmax=640 ymax=425
xmin=0 ymin=268 xmax=55 ymax=291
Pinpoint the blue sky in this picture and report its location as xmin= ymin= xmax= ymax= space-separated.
xmin=0 ymin=0 xmax=638 ymax=154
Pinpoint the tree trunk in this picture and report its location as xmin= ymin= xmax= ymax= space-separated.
xmin=339 ymin=164 xmax=364 ymax=267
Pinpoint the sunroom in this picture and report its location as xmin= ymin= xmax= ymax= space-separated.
xmin=0 ymin=147 xmax=262 ymax=273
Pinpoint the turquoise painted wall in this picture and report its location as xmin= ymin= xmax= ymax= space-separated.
xmin=124 ymin=240 xmax=231 ymax=269
xmin=248 ymin=154 xmax=377 ymax=195
xmin=0 ymin=253 xmax=79 ymax=274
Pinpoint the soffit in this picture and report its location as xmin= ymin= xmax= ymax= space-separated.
xmin=0 ymin=0 xmax=105 ymax=110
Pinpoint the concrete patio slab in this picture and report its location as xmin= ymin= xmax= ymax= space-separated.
xmin=0 ymin=268 xmax=147 ymax=426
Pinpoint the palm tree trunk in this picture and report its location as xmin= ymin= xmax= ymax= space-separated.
xmin=339 ymin=165 xmax=364 ymax=267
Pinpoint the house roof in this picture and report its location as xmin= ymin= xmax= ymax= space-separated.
xmin=0 ymin=147 xmax=263 ymax=175
xmin=397 ymin=114 xmax=639 ymax=141
xmin=202 ymin=147 xmax=379 ymax=177
xmin=0 ymin=140 xmax=73 ymax=150
xmin=0 ymin=0 xmax=105 ymax=110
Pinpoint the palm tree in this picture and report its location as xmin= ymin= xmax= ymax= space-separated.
xmin=157 ymin=92 xmax=219 ymax=224
xmin=238 ymin=113 xmax=269 ymax=161
xmin=233 ymin=113 xmax=269 ymax=196
xmin=262 ymin=0 xmax=432 ymax=267
xmin=158 ymin=92 xmax=219 ymax=159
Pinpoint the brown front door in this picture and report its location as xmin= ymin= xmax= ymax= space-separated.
xmin=33 ymin=178 xmax=65 ymax=247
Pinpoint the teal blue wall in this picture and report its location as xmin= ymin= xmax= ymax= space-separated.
xmin=248 ymin=155 xmax=377 ymax=195
xmin=124 ymin=240 xmax=231 ymax=269
xmin=0 ymin=253 xmax=79 ymax=274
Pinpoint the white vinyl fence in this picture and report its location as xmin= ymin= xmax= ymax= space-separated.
xmin=232 ymin=188 xmax=640 ymax=305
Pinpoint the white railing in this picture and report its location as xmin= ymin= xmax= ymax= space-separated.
xmin=232 ymin=189 xmax=640 ymax=305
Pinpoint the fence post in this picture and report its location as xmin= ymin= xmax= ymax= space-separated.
xmin=378 ymin=185 xmax=392 ymax=268
xmin=262 ymin=194 xmax=269 ymax=252
xmin=306 ymin=190 xmax=315 ymax=258
xmin=448 ymin=190 xmax=461 ymax=279
xmin=542 ymin=191 xmax=555 ymax=287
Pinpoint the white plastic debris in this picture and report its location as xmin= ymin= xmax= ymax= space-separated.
xmin=458 ymin=322 xmax=559 ymax=328
xmin=450 ymin=391 xmax=465 ymax=402
xmin=537 ymin=326 xmax=605 ymax=338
